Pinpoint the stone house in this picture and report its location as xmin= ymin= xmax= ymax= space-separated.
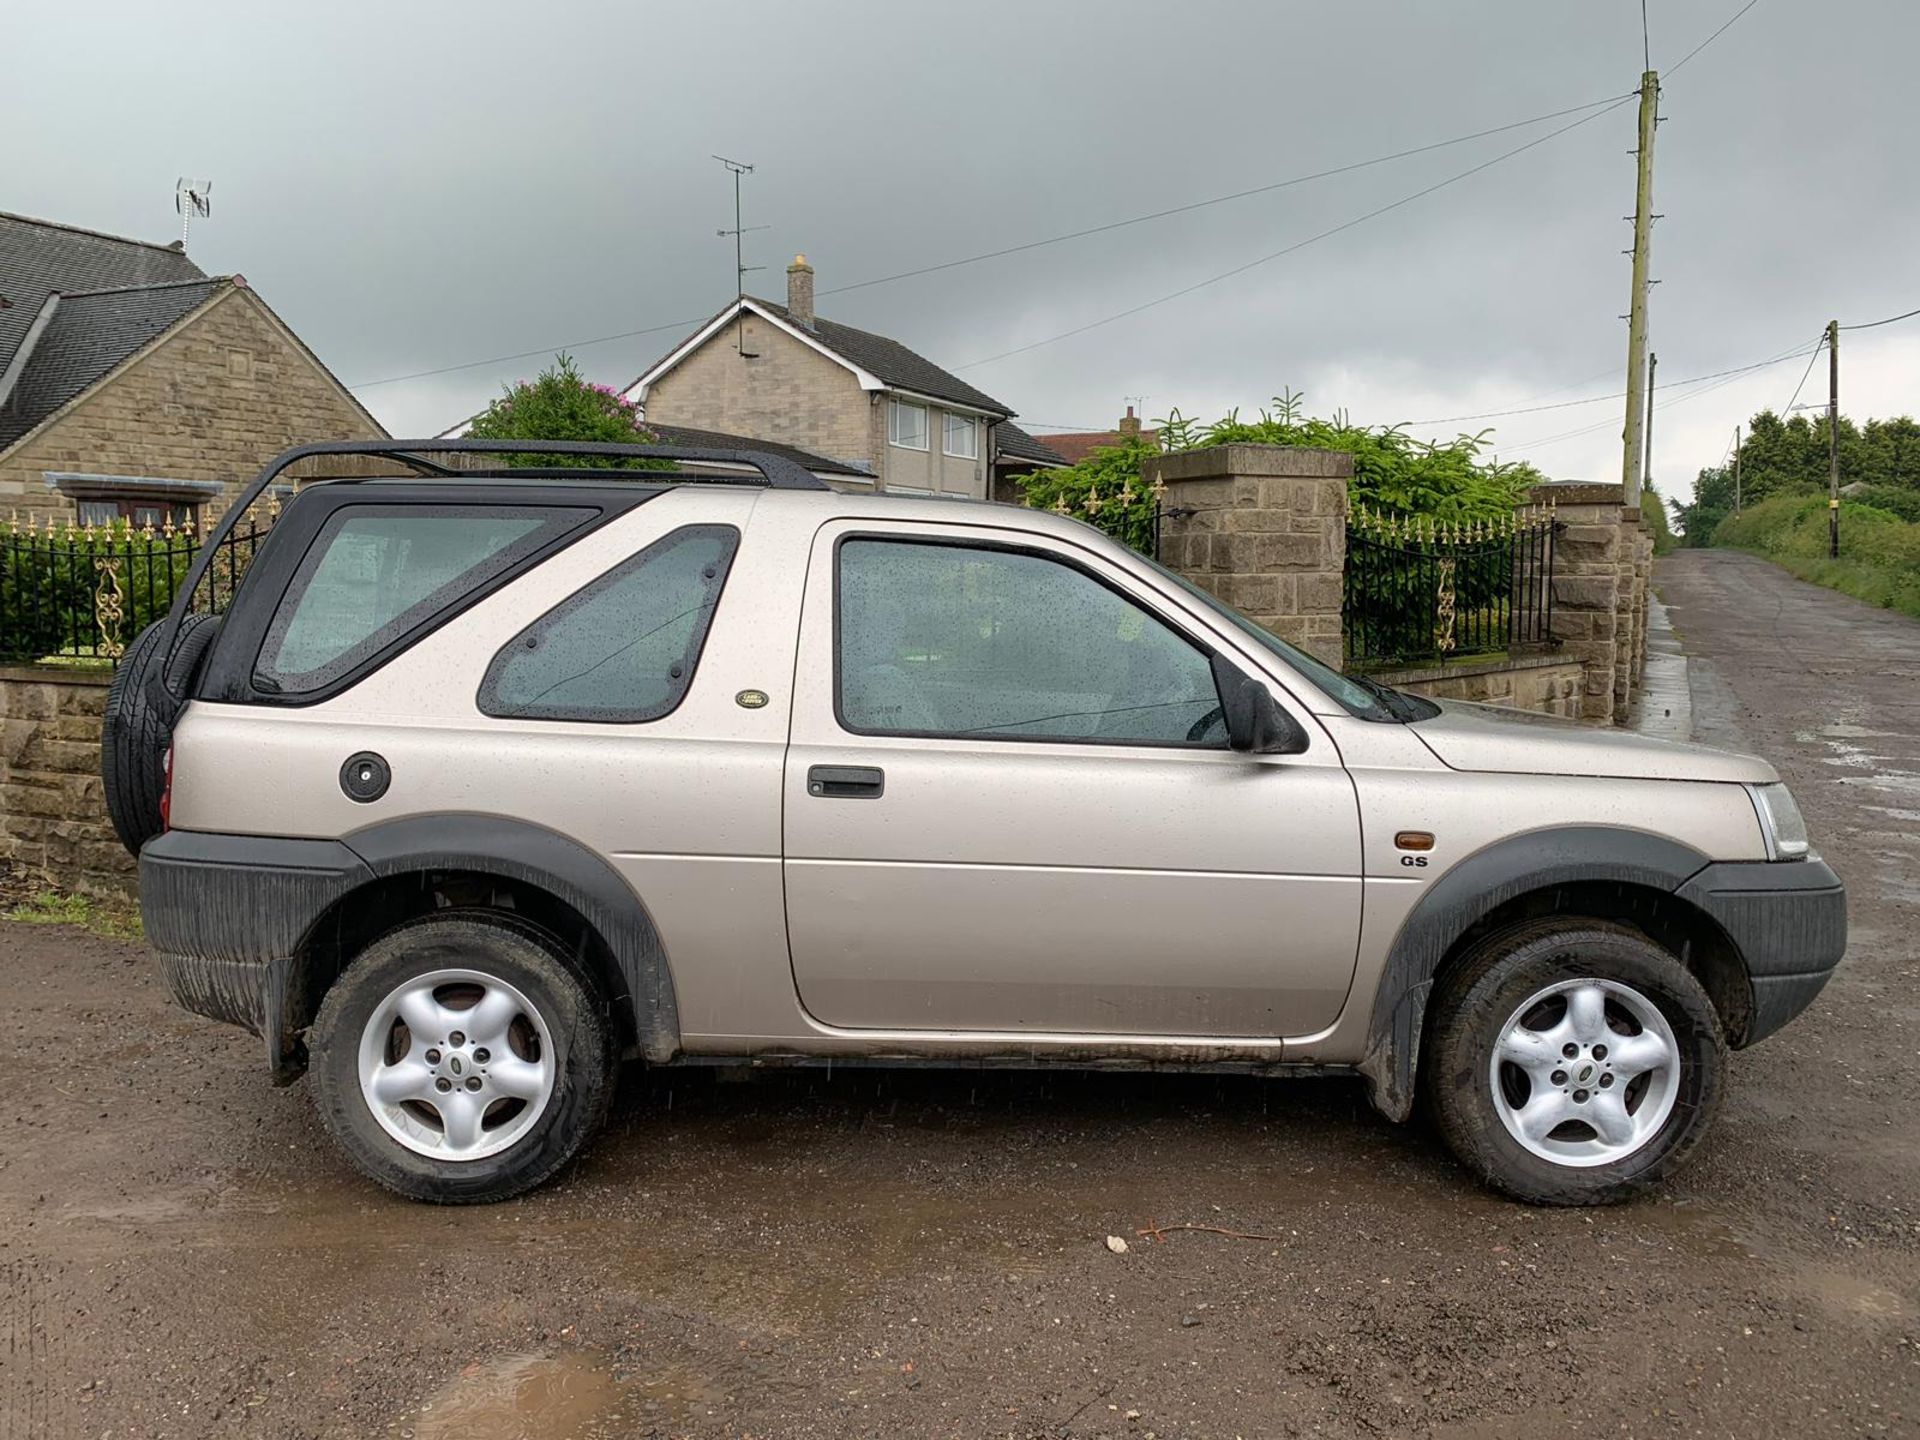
xmin=0 ymin=211 xmax=384 ymax=527
xmin=625 ymin=256 xmax=1058 ymax=501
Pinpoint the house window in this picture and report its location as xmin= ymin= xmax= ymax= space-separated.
xmin=942 ymin=413 xmax=978 ymax=459
xmin=888 ymin=398 xmax=928 ymax=451
xmin=76 ymin=498 xmax=200 ymax=530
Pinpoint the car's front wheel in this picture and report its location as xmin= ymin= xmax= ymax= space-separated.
xmin=1424 ymin=919 xmax=1725 ymax=1205
xmin=310 ymin=912 xmax=614 ymax=1203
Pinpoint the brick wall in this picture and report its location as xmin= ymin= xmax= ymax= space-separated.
xmin=643 ymin=317 xmax=878 ymax=475
xmin=0 ymin=285 xmax=385 ymax=522
xmin=0 ymin=667 xmax=133 ymax=900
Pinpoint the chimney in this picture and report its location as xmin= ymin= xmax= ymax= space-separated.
xmin=1118 ymin=405 xmax=1141 ymax=440
xmin=786 ymin=254 xmax=815 ymax=329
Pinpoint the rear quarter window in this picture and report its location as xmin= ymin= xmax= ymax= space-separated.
xmin=256 ymin=505 xmax=592 ymax=694
xmin=478 ymin=524 xmax=740 ymax=722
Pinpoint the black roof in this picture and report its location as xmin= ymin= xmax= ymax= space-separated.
xmin=744 ymin=297 xmax=1012 ymax=417
xmin=0 ymin=278 xmax=225 ymax=447
xmin=993 ymin=421 xmax=1068 ymax=467
xmin=0 ymin=212 xmax=205 ymax=377
xmin=646 ymin=421 xmax=873 ymax=477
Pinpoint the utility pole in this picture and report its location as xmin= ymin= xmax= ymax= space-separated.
xmin=713 ymin=155 xmax=767 ymax=357
xmin=1828 ymin=318 xmax=1841 ymax=557
xmin=1733 ymin=425 xmax=1742 ymax=514
xmin=1620 ymin=69 xmax=1659 ymax=506
xmin=1642 ymin=350 xmax=1657 ymax=503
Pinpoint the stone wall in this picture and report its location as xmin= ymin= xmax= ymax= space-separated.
xmin=1368 ymin=655 xmax=1587 ymax=718
xmin=1147 ymin=444 xmax=1350 ymax=668
xmin=0 ymin=667 xmax=134 ymax=900
xmin=0 ymin=284 xmax=387 ymax=522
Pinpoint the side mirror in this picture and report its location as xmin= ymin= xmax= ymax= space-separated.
xmin=1210 ymin=652 xmax=1310 ymax=755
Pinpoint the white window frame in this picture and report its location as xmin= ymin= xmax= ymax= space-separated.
xmin=888 ymin=398 xmax=929 ymax=451
xmin=942 ymin=412 xmax=978 ymax=460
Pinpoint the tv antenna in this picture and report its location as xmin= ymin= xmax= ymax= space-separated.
xmin=713 ymin=155 xmax=767 ymax=356
xmin=175 ymin=178 xmax=212 ymax=252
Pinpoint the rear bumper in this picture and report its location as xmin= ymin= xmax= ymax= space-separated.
xmin=1675 ymin=856 xmax=1847 ymax=1045
xmin=141 ymin=829 xmax=371 ymax=1079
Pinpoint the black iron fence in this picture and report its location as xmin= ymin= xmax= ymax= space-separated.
xmin=0 ymin=507 xmax=275 ymax=665
xmin=1344 ymin=506 xmax=1559 ymax=668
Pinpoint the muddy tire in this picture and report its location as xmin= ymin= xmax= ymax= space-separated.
xmin=1424 ymin=919 xmax=1725 ymax=1206
xmin=311 ymin=911 xmax=615 ymax=1204
xmin=101 ymin=613 xmax=219 ymax=856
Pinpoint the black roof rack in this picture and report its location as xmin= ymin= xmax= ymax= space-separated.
xmin=156 ymin=439 xmax=831 ymax=692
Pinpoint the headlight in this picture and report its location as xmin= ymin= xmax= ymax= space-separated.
xmin=1747 ymin=783 xmax=1810 ymax=860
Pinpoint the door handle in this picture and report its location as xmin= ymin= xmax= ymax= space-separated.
xmin=807 ymin=765 xmax=885 ymax=799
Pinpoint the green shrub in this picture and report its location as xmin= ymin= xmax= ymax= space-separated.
xmin=1713 ymin=494 xmax=1920 ymax=619
xmin=467 ymin=354 xmax=672 ymax=470
xmin=1017 ymin=390 xmax=1546 ymax=552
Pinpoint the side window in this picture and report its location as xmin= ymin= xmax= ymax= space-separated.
xmin=479 ymin=525 xmax=739 ymax=722
xmin=837 ymin=538 xmax=1225 ymax=746
xmin=257 ymin=505 xmax=591 ymax=694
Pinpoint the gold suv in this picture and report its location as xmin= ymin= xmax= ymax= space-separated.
xmin=106 ymin=442 xmax=1845 ymax=1205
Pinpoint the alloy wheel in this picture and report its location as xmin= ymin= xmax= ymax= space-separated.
xmin=356 ymin=967 xmax=556 ymax=1161
xmin=1487 ymin=977 xmax=1680 ymax=1168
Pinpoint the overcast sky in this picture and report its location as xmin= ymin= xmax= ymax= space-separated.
xmin=8 ymin=1 xmax=1915 ymax=509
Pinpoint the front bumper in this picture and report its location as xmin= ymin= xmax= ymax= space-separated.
xmin=1676 ymin=856 xmax=1847 ymax=1044
xmin=141 ymin=829 xmax=372 ymax=1080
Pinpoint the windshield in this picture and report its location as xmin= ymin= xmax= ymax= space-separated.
xmin=1140 ymin=555 xmax=1398 ymax=722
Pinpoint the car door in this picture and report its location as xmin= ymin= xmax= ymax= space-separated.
xmin=781 ymin=516 xmax=1365 ymax=1039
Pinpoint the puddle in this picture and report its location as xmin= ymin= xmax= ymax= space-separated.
xmin=412 ymin=1351 xmax=629 ymax=1440
xmin=1861 ymin=804 xmax=1920 ymax=825
xmin=1800 ymin=1270 xmax=1911 ymax=1323
xmin=1628 ymin=1200 xmax=1761 ymax=1261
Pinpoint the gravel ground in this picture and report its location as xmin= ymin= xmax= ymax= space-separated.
xmin=2 ymin=547 xmax=1917 ymax=1439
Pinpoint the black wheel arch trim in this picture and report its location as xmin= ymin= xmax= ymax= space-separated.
xmin=140 ymin=816 xmax=683 ymax=1077
xmin=1358 ymin=825 xmax=1716 ymax=1124
xmin=339 ymin=814 xmax=681 ymax=1065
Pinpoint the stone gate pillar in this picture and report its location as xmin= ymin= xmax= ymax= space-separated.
xmin=1531 ymin=480 xmax=1650 ymax=724
xmin=1145 ymin=444 xmax=1350 ymax=668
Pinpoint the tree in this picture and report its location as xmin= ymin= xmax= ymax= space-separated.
xmin=466 ymin=355 xmax=671 ymax=469
xmin=1673 ymin=407 xmax=1920 ymax=543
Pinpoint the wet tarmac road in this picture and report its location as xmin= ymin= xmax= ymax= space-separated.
xmin=2 ymin=547 xmax=1917 ymax=1438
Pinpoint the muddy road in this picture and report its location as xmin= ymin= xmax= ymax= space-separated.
xmin=3 ymin=547 xmax=1918 ymax=1439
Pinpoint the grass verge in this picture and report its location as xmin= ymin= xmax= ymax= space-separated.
xmin=2 ymin=887 xmax=143 ymax=941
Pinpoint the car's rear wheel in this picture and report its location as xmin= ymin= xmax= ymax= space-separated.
xmin=310 ymin=912 xmax=614 ymax=1203
xmin=1424 ymin=919 xmax=1725 ymax=1205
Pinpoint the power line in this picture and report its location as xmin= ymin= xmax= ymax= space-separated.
xmin=1780 ymin=336 xmax=1825 ymax=414
xmin=1667 ymin=0 xmax=1762 ymax=75
xmin=348 ymin=315 xmax=708 ymax=390
xmin=347 ymin=92 xmax=1633 ymax=393
xmin=1406 ymin=353 xmax=1815 ymax=427
xmin=958 ymin=96 xmax=1637 ymax=371
xmin=1501 ymin=337 xmax=1817 ymax=454
xmin=1839 ymin=304 xmax=1920 ymax=332
xmin=814 ymin=94 xmax=1633 ymax=302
